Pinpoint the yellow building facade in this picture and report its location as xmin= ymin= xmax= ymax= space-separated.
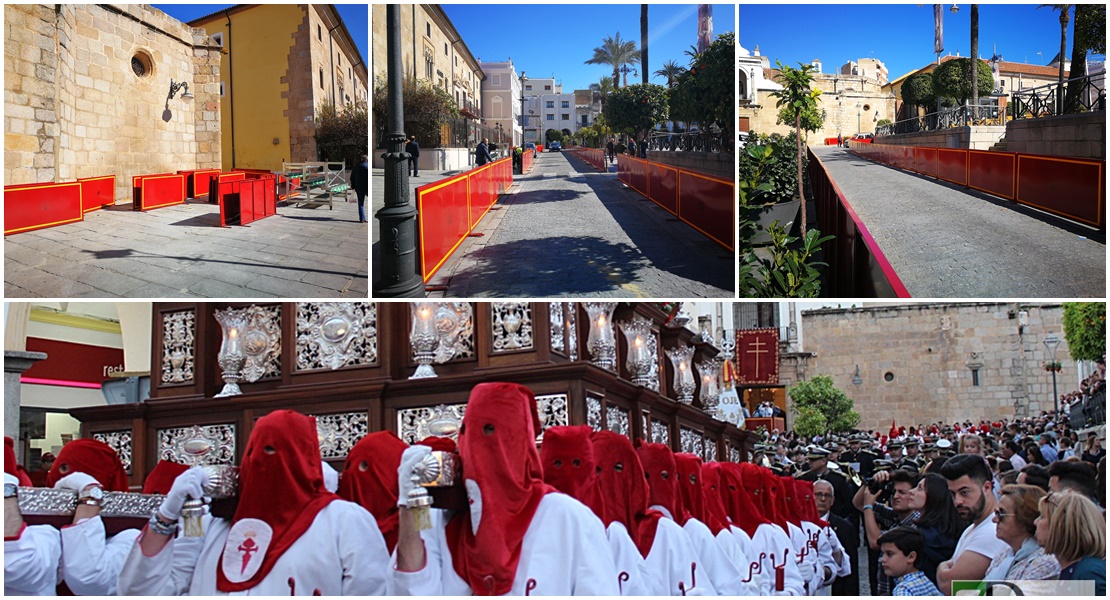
xmin=190 ymin=5 xmax=367 ymax=171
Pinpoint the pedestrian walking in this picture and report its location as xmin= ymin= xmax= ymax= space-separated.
xmin=606 ymin=138 xmax=615 ymax=164
xmin=351 ymin=155 xmax=368 ymax=223
xmin=405 ymin=135 xmax=420 ymax=177
xmin=475 ymin=138 xmax=492 ymax=167
xmin=838 ymin=133 xmax=843 ymax=148
xmin=627 ymin=138 xmax=637 ymax=157
xmin=638 ymin=138 xmax=647 ymax=159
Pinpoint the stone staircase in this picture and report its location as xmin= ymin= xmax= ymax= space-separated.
xmin=988 ymin=136 xmax=1008 ymax=152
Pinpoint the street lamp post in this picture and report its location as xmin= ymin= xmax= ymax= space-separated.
xmin=856 ymin=102 xmax=861 ymax=134
xmin=1044 ymin=334 xmax=1061 ymax=416
xmin=373 ymin=4 xmax=425 ymax=298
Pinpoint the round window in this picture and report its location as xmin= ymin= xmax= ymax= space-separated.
xmin=131 ymin=51 xmax=153 ymax=78
xmin=863 ymin=103 xmax=871 ymax=112
xmin=884 ymin=372 xmax=895 ymax=382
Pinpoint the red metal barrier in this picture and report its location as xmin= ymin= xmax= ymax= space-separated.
xmin=4 ymin=181 xmax=84 ymax=235
xmin=177 ymin=169 xmax=220 ymax=198
xmin=522 ymin=149 xmax=534 ymax=173
xmin=852 ymin=141 xmax=1104 ymax=229
xmin=617 ymin=155 xmax=735 ymax=251
xmin=132 ymin=173 xmax=186 ymax=211
xmin=567 ymin=147 xmax=606 ymax=171
xmin=810 ymin=147 xmax=911 ymax=298
xmin=77 ymin=175 xmax=115 ymax=212
xmin=416 ymin=157 xmax=514 ymax=282
xmin=209 ymin=172 xmax=247 ymax=205
xmin=218 ymin=175 xmax=278 ymax=226
xmin=1016 ymin=155 xmax=1103 ymax=227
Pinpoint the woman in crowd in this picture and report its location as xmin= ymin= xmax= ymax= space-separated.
xmin=1082 ymin=433 xmax=1105 ymax=465
xmin=1036 ymin=491 xmax=1106 ymax=595
xmin=1025 ymin=444 xmax=1048 ymax=467
xmin=907 ymin=473 xmax=964 ymax=585
xmin=984 ymin=484 xmax=1060 ymax=581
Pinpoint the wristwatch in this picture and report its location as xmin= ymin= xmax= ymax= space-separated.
xmin=3 ymin=483 xmax=16 ymax=499
xmin=78 ymin=484 xmax=104 ymax=507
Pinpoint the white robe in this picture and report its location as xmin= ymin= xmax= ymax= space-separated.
xmin=390 ymin=493 xmax=619 ymax=595
xmin=743 ymin=522 xmax=805 ymax=596
xmin=606 ymin=521 xmax=659 ymax=595
xmin=5 ymin=524 xmax=62 ymax=595
xmin=59 ymin=516 xmax=140 ymax=595
xmin=643 ymin=516 xmax=717 ymax=595
xmin=118 ymin=500 xmax=389 ymax=595
xmin=787 ymin=521 xmax=819 ymax=594
xmin=682 ymin=517 xmax=757 ymax=596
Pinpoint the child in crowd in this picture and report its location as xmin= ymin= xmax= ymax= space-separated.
xmin=879 ymin=527 xmax=944 ymax=596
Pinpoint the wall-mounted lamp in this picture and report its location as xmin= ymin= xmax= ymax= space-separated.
xmin=169 ymin=79 xmax=194 ymax=102
xmin=851 ymin=364 xmax=862 ymax=386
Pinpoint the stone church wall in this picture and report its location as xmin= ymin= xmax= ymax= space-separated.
xmin=800 ymin=303 xmax=1071 ymax=431
xmin=5 ymin=4 xmax=221 ymax=200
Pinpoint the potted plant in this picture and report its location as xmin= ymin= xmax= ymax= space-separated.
xmin=739 ymin=131 xmax=804 ymax=245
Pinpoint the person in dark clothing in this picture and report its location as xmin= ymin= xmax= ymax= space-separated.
xmin=405 ymin=135 xmax=420 ymax=177
xmin=606 ymin=138 xmax=615 ymax=163
xmin=815 ymin=479 xmax=860 ymax=595
xmin=475 ymin=138 xmax=492 ymax=166
xmin=838 ymin=133 xmax=844 ymax=147
xmin=638 ymin=139 xmax=647 ymax=159
xmin=351 ymin=155 xmax=368 ymax=223
xmin=626 ymin=138 xmax=637 ymax=157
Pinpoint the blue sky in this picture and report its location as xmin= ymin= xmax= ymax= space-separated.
xmin=443 ymin=4 xmax=736 ymax=92
xmin=153 ymin=4 xmax=367 ymax=64
xmin=740 ymin=4 xmax=1103 ymax=82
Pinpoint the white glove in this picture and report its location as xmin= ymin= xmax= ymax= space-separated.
xmin=4 ymin=473 xmax=18 ymax=487
xmin=159 ymin=466 xmax=208 ymax=521
xmin=53 ymin=472 xmax=100 ymax=493
xmin=397 ymin=444 xmax=431 ymax=508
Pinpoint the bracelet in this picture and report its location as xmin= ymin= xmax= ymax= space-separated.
xmin=148 ymin=512 xmax=179 ymax=536
xmin=862 ymin=504 xmax=874 ymax=511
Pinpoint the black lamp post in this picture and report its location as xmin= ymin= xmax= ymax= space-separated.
xmin=373 ymin=4 xmax=425 ymax=298
xmin=1044 ymin=334 xmax=1060 ymax=416
xmin=856 ymin=102 xmax=861 ymax=134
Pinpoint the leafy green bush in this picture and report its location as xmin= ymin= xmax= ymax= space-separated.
xmin=315 ymin=100 xmax=367 ymax=167
xmin=603 ymin=83 xmax=669 ymax=140
xmin=1063 ymin=302 xmax=1106 ymax=362
xmin=738 ymin=131 xmax=807 ymax=205
xmin=669 ymin=32 xmax=735 ymax=144
xmin=371 ymin=76 xmax=459 ymax=149
xmin=789 ymin=375 xmax=860 ymax=433
xmin=933 ymin=58 xmax=994 ymax=106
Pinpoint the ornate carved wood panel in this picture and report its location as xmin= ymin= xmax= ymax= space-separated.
xmin=491 ymin=302 xmax=534 ymax=353
xmin=296 ymin=302 xmax=378 ymax=371
xmin=158 ymin=424 xmax=236 ymax=466
xmin=161 ymin=310 xmax=195 ymax=385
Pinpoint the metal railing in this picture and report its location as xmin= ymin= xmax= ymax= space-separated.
xmin=876 ymin=103 xmax=1004 ymax=137
xmin=1068 ymin=386 xmax=1105 ymax=429
xmin=441 ymin=118 xmax=503 ymax=151
xmin=646 ymin=129 xmax=732 ymax=153
xmin=1010 ymin=72 xmax=1106 ymax=119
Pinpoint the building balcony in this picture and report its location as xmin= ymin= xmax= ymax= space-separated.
xmin=459 ymin=98 xmax=481 ymax=120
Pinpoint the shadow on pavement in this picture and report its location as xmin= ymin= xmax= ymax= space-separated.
xmin=447 ymin=235 xmax=649 ymax=296
xmin=509 ymin=188 xmax=586 ymax=205
xmin=168 ymin=214 xmax=222 ymax=227
xmin=79 ymin=247 xmax=364 ymax=279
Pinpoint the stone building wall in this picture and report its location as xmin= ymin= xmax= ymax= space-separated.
xmin=4 ymin=4 xmax=221 ymax=200
xmin=741 ymin=71 xmax=895 ymax=142
xmin=800 ymin=303 xmax=1073 ymax=431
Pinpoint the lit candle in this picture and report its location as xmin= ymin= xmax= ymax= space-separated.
xmin=413 ymin=304 xmax=435 ymax=337
xmin=227 ymin=327 xmax=239 ymax=354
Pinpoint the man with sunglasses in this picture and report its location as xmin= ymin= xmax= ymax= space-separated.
xmin=937 ymin=454 xmax=1010 ymax=594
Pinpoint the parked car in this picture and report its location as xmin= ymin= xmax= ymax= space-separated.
xmin=548 ymin=141 xmax=562 ymax=152
xmin=524 ymin=142 xmax=537 ymax=152
xmin=849 ymin=132 xmax=874 ymax=144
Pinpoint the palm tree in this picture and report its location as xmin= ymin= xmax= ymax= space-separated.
xmin=589 ymin=76 xmax=615 ymax=112
xmin=1039 ymin=4 xmax=1073 ymax=113
xmin=969 ymin=4 xmax=979 ymax=124
xmin=640 ymin=5 xmax=649 ymax=85
xmin=585 ymin=33 xmax=640 ymax=87
xmin=684 ymin=45 xmax=700 ymax=63
xmin=653 ymin=60 xmax=685 ymax=88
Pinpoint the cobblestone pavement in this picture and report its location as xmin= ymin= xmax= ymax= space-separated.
xmin=5 ymin=194 xmax=368 ymax=298
xmin=385 ymin=152 xmax=734 ymax=297
xmin=813 ymin=146 xmax=1105 ymax=298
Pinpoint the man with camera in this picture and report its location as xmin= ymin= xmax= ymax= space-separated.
xmin=852 ymin=464 xmax=921 ymax=595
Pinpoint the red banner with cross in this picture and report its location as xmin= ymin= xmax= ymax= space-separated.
xmin=736 ymin=328 xmax=779 ymax=385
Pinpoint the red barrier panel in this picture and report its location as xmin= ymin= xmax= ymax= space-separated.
xmin=177 ymin=169 xmax=220 ymax=198
xmin=209 ymin=172 xmax=247 ymax=205
xmin=4 ymin=181 xmax=83 ymax=235
xmin=937 ymin=149 xmax=968 ymax=186
xmin=647 ymin=162 xmax=678 ymax=215
xmin=568 ymin=147 xmax=606 ymax=171
xmin=77 ymin=175 xmax=115 ymax=212
xmin=915 ymin=147 xmax=939 ymax=179
xmin=522 ymin=149 xmax=534 ymax=173
xmin=678 ymin=170 xmax=734 ymax=250
xmin=967 ymin=150 xmax=1015 ymax=200
xmin=218 ymin=176 xmax=278 ymax=226
xmin=417 ymin=157 xmax=514 ymax=282
xmin=1016 ymin=155 xmax=1104 ymax=228
xmin=132 ymin=173 xmax=185 ymax=211
xmin=810 ymin=147 xmax=910 ymax=298
xmin=618 ymin=156 xmax=735 ymax=251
